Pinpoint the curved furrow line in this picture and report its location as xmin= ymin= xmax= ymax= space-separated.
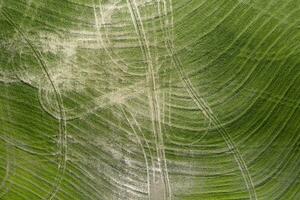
xmin=168 ymin=41 xmax=300 ymax=137
xmin=244 ymin=71 xmax=300 ymax=166
xmin=252 ymin=97 xmax=300 ymax=158
xmin=157 ymin=1 xmax=259 ymax=199
xmin=0 ymin=136 xmax=57 ymax=156
xmin=168 ymin=80 xmax=300 ymax=114
xmin=172 ymin=0 xmax=211 ymax=25
xmin=15 ymin=163 xmax=77 ymax=200
xmin=2 ymin=6 xmax=80 ymax=34
xmin=166 ymin=67 xmax=300 ymax=178
xmin=15 ymin=151 xmax=106 ymax=200
xmin=181 ymin=42 xmax=258 ymax=200
xmin=176 ymin=121 xmax=211 ymax=146
xmin=188 ymin=3 xmax=296 ymax=87
xmin=273 ymin=147 xmax=300 ymax=200
xmin=174 ymin=0 xmax=227 ymax=41
xmin=66 ymin=161 xmax=111 ymax=200
xmin=199 ymin=41 xmax=300 ymax=137
xmin=6 ymin=183 xmax=45 ymax=199
xmin=168 ymin=61 xmax=298 ymax=155
xmin=185 ymin=3 xmax=296 ymax=79
xmin=185 ymin=2 xmax=278 ymax=76
xmin=10 ymin=0 xmax=89 ymax=26
xmin=175 ymin=0 xmax=242 ymax=50
xmin=256 ymin=140 xmax=300 ymax=199
xmin=165 ymin=143 xmax=234 ymax=157
xmin=194 ymin=7 xmax=300 ymax=108
xmin=0 ymin=85 xmax=60 ymax=164
xmin=242 ymin=0 xmax=300 ymax=28
xmin=255 ymin=124 xmax=300 ymax=188
xmin=179 ymin=0 xmax=298 ymax=60
xmin=167 ymin=78 xmax=299 ymax=167
xmin=205 ymin=43 xmax=300 ymax=145
xmin=8 ymin=172 xmax=49 ymax=199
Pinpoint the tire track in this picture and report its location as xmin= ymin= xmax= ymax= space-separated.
xmin=126 ymin=1 xmax=172 ymax=199
xmin=120 ymin=106 xmax=151 ymax=199
xmin=157 ymin=1 xmax=258 ymax=199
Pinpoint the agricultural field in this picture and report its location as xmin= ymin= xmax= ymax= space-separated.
xmin=0 ymin=0 xmax=299 ymax=199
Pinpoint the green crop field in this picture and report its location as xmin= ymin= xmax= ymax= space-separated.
xmin=0 ymin=0 xmax=299 ymax=199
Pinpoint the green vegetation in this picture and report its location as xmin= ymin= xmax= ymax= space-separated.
xmin=0 ymin=0 xmax=299 ymax=199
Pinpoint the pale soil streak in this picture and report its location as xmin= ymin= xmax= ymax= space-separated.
xmin=0 ymin=144 xmax=15 ymax=198
xmin=128 ymin=0 xmax=168 ymax=193
xmin=158 ymin=1 xmax=258 ymax=199
xmin=93 ymin=0 xmax=129 ymax=73
xmin=120 ymin=106 xmax=151 ymax=199
xmin=38 ymin=80 xmax=146 ymax=120
xmin=126 ymin=0 xmax=172 ymax=199
xmin=125 ymin=105 xmax=156 ymax=178
xmin=0 ymin=9 xmax=68 ymax=200
xmin=155 ymin=0 xmax=173 ymax=126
